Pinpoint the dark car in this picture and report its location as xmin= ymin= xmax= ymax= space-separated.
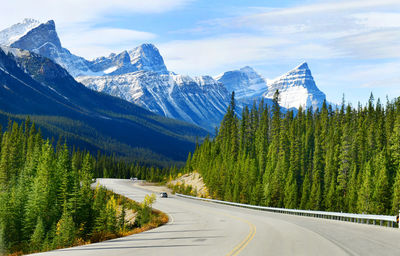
xmin=160 ymin=192 xmax=168 ymax=198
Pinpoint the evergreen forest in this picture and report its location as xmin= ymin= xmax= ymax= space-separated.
xmin=0 ymin=120 xmax=168 ymax=255
xmin=186 ymin=92 xmax=400 ymax=215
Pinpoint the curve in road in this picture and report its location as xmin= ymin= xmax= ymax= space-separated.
xmin=32 ymin=179 xmax=400 ymax=256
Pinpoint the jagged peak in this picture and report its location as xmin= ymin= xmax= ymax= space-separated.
xmin=0 ymin=18 xmax=42 ymax=46
xmin=239 ymin=66 xmax=256 ymax=73
xmin=293 ymin=61 xmax=309 ymax=70
xmin=137 ymin=43 xmax=157 ymax=50
xmin=44 ymin=20 xmax=56 ymax=27
xmin=10 ymin=18 xmax=62 ymax=50
xmin=130 ymin=43 xmax=161 ymax=57
xmin=22 ymin=18 xmax=41 ymax=26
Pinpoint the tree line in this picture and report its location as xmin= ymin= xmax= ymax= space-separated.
xmin=0 ymin=119 xmax=167 ymax=255
xmin=186 ymin=92 xmax=400 ymax=215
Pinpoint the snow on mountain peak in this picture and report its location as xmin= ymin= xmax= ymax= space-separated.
xmin=11 ymin=19 xmax=62 ymax=50
xmin=239 ymin=66 xmax=256 ymax=73
xmin=127 ymin=43 xmax=168 ymax=74
xmin=264 ymin=62 xmax=326 ymax=110
xmin=215 ymin=66 xmax=267 ymax=99
xmin=1 ymin=20 xmax=169 ymax=77
xmin=0 ymin=18 xmax=41 ymax=46
xmin=77 ymin=71 xmax=229 ymax=131
xmin=294 ymin=61 xmax=309 ymax=70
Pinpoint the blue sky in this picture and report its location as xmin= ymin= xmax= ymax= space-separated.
xmin=1 ymin=0 xmax=400 ymax=105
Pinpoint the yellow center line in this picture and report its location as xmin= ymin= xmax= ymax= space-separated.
xmin=219 ymin=212 xmax=257 ymax=256
xmin=177 ymin=196 xmax=257 ymax=256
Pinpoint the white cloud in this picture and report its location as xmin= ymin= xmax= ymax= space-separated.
xmin=346 ymin=62 xmax=400 ymax=88
xmin=0 ymin=0 xmax=192 ymax=29
xmin=194 ymin=0 xmax=400 ymax=61
xmin=352 ymin=12 xmax=400 ymax=29
xmin=333 ymin=29 xmax=400 ymax=59
xmin=159 ymin=35 xmax=289 ymax=75
xmin=159 ymin=34 xmax=342 ymax=75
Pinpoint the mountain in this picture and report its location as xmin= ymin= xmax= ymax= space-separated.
xmin=1 ymin=19 xmax=229 ymax=131
xmin=264 ymin=62 xmax=326 ymax=110
xmin=1 ymin=19 xmax=328 ymax=133
xmin=0 ymin=18 xmax=41 ymax=46
xmin=215 ymin=66 xmax=267 ymax=100
xmin=2 ymin=20 xmax=93 ymax=77
xmin=0 ymin=46 xmax=208 ymax=164
xmin=77 ymin=72 xmax=229 ymax=132
xmin=0 ymin=19 xmax=169 ymax=77
xmin=216 ymin=63 xmax=326 ymax=111
xmin=89 ymin=44 xmax=168 ymax=75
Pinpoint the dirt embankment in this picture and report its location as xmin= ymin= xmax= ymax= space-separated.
xmin=168 ymin=171 xmax=209 ymax=198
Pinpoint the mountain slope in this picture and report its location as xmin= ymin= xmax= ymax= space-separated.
xmin=1 ymin=19 xmax=229 ymax=131
xmin=77 ymin=72 xmax=229 ymax=132
xmin=264 ymin=62 xmax=326 ymax=110
xmin=0 ymin=46 xmax=208 ymax=163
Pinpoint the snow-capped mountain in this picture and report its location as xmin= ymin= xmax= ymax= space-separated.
xmin=0 ymin=18 xmax=41 ymax=46
xmin=0 ymin=19 xmax=229 ymax=131
xmin=77 ymin=72 xmax=229 ymax=132
xmin=0 ymin=19 xmax=169 ymax=77
xmin=264 ymin=62 xmax=326 ymax=110
xmin=216 ymin=63 xmax=325 ymax=111
xmin=1 ymin=18 xmax=328 ymax=132
xmin=90 ymin=44 xmax=168 ymax=75
xmin=215 ymin=66 xmax=268 ymax=100
xmin=3 ymin=20 xmax=93 ymax=77
xmin=0 ymin=46 xmax=207 ymax=162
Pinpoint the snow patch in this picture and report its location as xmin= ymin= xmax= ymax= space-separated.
xmin=103 ymin=66 xmax=118 ymax=74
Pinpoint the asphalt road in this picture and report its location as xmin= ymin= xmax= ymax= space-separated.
xmin=32 ymin=179 xmax=400 ymax=256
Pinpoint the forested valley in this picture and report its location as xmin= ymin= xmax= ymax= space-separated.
xmin=0 ymin=120 xmax=170 ymax=255
xmin=187 ymin=92 xmax=400 ymax=215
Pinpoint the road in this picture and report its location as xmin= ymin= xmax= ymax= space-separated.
xmin=33 ymin=178 xmax=400 ymax=256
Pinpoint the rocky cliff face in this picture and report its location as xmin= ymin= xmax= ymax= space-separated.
xmin=77 ymin=72 xmax=229 ymax=132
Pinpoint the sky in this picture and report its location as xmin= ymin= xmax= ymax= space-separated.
xmin=1 ymin=0 xmax=400 ymax=105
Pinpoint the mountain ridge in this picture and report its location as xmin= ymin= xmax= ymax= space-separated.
xmin=0 ymin=45 xmax=208 ymax=164
xmin=0 ymin=18 xmax=328 ymax=132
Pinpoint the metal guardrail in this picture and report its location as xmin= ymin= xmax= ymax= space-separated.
xmin=176 ymin=193 xmax=398 ymax=228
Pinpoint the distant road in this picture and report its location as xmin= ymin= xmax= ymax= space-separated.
xmin=33 ymin=179 xmax=400 ymax=256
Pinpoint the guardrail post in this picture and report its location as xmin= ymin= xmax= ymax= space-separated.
xmin=380 ymin=220 xmax=383 ymax=226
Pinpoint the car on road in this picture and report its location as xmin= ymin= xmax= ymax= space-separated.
xmin=160 ymin=192 xmax=168 ymax=198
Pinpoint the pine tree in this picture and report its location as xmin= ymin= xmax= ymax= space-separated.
xmin=54 ymin=211 xmax=76 ymax=248
xmin=372 ymin=150 xmax=390 ymax=214
xmin=357 ymin=160 xmax=374 ymax=213
xmin=392 ymin=163 xmax=400 ymax=214
xmin=30 ymin=217 xmax=45 ymax=252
